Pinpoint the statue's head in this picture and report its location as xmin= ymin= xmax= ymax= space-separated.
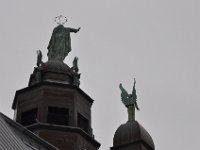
xmin=55 ymin=15 xmax=67 ymax=25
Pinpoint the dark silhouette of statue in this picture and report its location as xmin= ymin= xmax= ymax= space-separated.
xmin=36 ymin=50 xmax=43 ymax=67
xmin=119 ymin=78 xmax=139 ymax=121
xmin=47 ymin=24 xmax=80 ymax=62
xmin=72 ymin=57 xmax=79 ymax=73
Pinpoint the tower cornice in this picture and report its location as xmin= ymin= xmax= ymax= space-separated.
xmin=12 ymin=81 xmax=94 ymax=110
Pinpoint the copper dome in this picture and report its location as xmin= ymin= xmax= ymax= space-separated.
xmin=42 ymin=61 xmax=71 ymax=74
xmin=113 ymin=121 xmax=155 ymax=149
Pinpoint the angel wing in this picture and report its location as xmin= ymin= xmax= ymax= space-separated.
xmin=135 ymin=101 xmax=140 ymax=110
xmin=132 ymin=78 xmax=139 ymax=110
xmin=119 ymin=83 xmax=129 ymax=106
xmin=132 ymin=78 xmax=137 ymax=100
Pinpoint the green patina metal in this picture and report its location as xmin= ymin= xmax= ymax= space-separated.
xmin=72 ymin=57 xmax=80 ymax=86
xmin=37 ymin=50 xmax=43 ymax=67
xmin=47 ymin=24 xmax=80 ymax=62
xmin=119 ymin=78 xmax=139 ymax=121
xmin=72 ymin=57 xmax=79 ymax=73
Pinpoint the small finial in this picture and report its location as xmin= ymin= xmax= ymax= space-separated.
xmin=72 ymin=57 xmax=79 ymax=73
xmin=36 ymin=50 xmax=43 ymax=67
xmin=54 ymin=15 xmax=67 ymax=25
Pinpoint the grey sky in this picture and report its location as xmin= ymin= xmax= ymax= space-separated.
xmin=0 ymin=0 xmax=199 ymax=149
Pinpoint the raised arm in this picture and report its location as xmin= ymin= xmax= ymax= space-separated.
xmin=69 ymin=27 xmax=81 ymax=33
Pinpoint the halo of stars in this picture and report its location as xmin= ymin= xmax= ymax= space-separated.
xmin=54 ymin=15 xmax=67 ymax=25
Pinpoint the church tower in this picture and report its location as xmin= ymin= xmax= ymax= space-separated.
xmin=111 ymin=79 xmax=155 ymax=150
xmin=12 ymin=17 xmax=100 ymax=150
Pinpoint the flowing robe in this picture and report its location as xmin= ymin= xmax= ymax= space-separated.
xmin=47 ymin=25 xmax=78 ymax=61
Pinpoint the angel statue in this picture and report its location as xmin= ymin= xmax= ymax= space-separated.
xmin=119 ymin=78 xmax=139 ymax=121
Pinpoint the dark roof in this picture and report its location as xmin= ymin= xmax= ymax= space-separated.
xmin=0 ymin=112 xmax=59 ymax=150
xmin=41 ymin=61 xmax=72 ymax=74
xmin=113 ymin=120 xmax=155 ymax=149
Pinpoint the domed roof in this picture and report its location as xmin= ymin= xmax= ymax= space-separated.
xmin=113 ymin=121 xmax=155 ymax=149
xmin=41 ymin=61 xmax=72 ymax=74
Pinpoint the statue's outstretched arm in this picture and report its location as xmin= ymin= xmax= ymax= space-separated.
xmin=69 ymin=27 xmax=81 ymax=33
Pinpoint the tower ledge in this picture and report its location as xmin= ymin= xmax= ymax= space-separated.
xmin=12 ymin=81 xmax=94 ymax=110
xmin=26 ymin=122 xmax=101 ymax=149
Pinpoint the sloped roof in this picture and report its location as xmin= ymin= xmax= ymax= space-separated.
xmin=0 ymin=112 xmax=59 ymax=150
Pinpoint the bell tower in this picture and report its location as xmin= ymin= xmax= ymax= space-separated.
xmin=12 ymin=17 xmax=100 ymax=150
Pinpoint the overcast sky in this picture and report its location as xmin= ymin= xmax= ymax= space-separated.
xmin=0 ymin=0 xmax=199 ymax=149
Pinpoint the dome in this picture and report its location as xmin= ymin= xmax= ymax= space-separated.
xmin=29 ymin=60 xmax=80 ymax=87
xmin=113 ymin=121 xmax=155 ymax=149
xmin=41 ymin=61 xmax=71 ymax=74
